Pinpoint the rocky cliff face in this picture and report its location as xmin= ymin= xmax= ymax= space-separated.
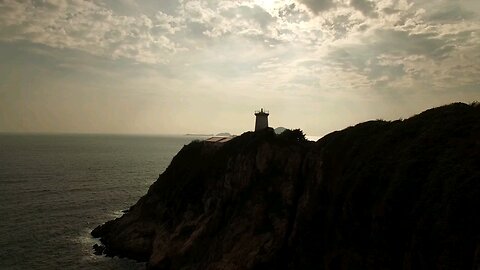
xmin=92 ymin=103 xmax=480 ymax=270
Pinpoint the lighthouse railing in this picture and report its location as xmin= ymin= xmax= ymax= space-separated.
xmin=254 ymin=110 xmax=269 ymax=114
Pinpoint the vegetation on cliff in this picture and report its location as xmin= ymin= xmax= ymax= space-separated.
xmin=92 ymin=102 xmax=480 ymax=270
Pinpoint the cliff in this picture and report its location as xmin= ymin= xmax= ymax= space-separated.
xmin=92 ymin=102 xmax=480 ymax=270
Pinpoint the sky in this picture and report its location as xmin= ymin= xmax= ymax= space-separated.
xmin=0 ymin=0 xmax=479 ymax=136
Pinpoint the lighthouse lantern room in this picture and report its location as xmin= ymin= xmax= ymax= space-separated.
xmin=254 ymin=108 xmax=269 ymax=131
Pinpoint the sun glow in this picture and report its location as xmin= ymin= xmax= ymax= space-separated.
xmin=255 ymin=0 xmax=278 ymax=11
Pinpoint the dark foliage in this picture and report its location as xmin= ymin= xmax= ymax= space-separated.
xmin=276 ymin=128 xmax=307 ymax=143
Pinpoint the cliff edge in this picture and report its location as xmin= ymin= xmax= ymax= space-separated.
xmin=92 ymin=103 xmax=480 ymax=270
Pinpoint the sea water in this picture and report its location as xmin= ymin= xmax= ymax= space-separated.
xmin=0 ymin=134 xmax=202 ymax=269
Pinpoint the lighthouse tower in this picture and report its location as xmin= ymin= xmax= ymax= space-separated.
xmin=254 ymin=108 xmax=269 ymax=131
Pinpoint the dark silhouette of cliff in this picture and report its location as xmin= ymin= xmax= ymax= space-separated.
xmin=92 ymin=102 xmax=480 ymax=270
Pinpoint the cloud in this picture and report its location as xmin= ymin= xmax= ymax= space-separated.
xmin=0 ymin=0 xmax=184 ymax=64
xmin=350 ymin=0 xmax=377 ymax=17
xmin=154 ymin=11 xmax=185 ymax=34
xmin=0 ymin=0 xmax=479 ymax=95
xmin=321 ymin=12 xmax=364 ymax=40
xmin=278 ymin=3 xmax=311 ymax=23
xmin=374 ymin=30 xmax=454 ymax=59
xmin=427 ymin=3 xmax=476 ymax=22
xmin=297 ymin=0 xmax=336 ymax=14
xmin=320 ymin=25 xmax=480 ymax=91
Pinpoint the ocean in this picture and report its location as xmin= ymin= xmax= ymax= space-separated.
xmin=0 ymin=134 xmax=202 ymax=269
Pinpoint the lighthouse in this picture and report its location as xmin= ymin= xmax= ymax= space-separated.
xmin=254 ymin=108 xmax=269 ymax=131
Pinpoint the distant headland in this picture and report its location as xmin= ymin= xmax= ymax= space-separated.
xmin=184 ymin=133 xmax=213 ymax=136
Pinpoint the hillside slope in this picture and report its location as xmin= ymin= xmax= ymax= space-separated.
xmin=92 ymin=103 xmax=480 ymax=270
